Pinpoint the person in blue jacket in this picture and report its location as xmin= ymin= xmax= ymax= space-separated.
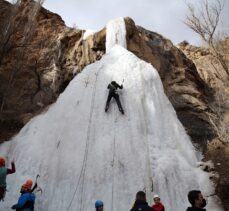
xmin=11 ymin=180 xmax=35 ymax=211
xmin=95 ymin=200 xmax=104 ymax=211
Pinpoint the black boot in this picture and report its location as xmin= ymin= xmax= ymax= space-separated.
xmin=105 ymin=105 xmax=109 ymax=112
xmin=119 ymin=108 xmax=124 ymax=115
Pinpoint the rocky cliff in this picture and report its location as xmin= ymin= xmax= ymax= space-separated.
xmin=178 ymin=42 xmax=229 ymax=210
xmin=0 ymin=0 xmax=106 ymax=141
xmin=0 ymin=0 xmax=228 ymax=209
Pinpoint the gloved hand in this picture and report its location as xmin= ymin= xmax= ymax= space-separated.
xmin=11 ymin=204 xmax=17 ymax=209
xmin=11 ymin=158 xmax=16 ymax=165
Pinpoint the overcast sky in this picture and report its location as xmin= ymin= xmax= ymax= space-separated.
xmin=39 ymin=0 xmax=228 ymax=45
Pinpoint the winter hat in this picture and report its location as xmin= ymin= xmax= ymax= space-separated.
xmin=0 ymin=156 xmax=5 ymax=167
xmin=22 ymin=179 xmax=33 ymax=190
xmin=95 ymin=200 xmax=103 ymax=208
xmin=153 ymin=194 xmax=160 ymax=199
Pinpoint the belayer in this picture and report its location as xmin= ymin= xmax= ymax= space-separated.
xmin=95 ymin=200 xmax=104 ymax=211
xmin=11 ymin=179 xmax=36 ymax=211
xmin=130 ymin=191 xmax=152 ymax=211
xmin=152 ymin=194 xmax=165 ymax=211
xmin=186 ymin=190 xmax=207 ymax=211
xmin=0 ymin=156 xmax=16 ymax=201
xmin=105 ymin=81 xmax=124 ymax=114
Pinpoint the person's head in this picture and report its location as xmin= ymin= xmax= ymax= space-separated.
xmin=111 ymin=81 xmax=116 ymax=85
xmin=0 ymin=156 xmax=5 ymax=167
xmin=95 ymin=200 xmax=103 ymax=211
xmin=188 ymin=190 xmax=206 ymax=208
xmin=153 ymin=194 xmax=161 ymax=205
xmin=20 ymin=179 xmax=33 ymax=193
xmin=136 ymin=191 xmax=146 ymax=202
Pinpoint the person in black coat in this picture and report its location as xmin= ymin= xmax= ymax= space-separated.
xmin=186 ymin=190 xmax=207 ymax=211
xmin=130 ymin=191 xmax=153 ymax=211
xmin=105 ymin=81 xmax=124 ymax=114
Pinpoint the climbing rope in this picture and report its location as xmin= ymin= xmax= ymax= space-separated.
xmin=110 ymin=67 xmax=128 ymax=211
xmin=66 ymin=66 xmax=102 ymax=211
xmin=111 ymin=102 xmax=118 ymax=211
xmin=139 ymin=63 xmax=154 ymax=203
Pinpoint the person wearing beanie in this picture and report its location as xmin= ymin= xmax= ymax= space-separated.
xmin=152 ymin=194 xmax=165 ymax=211
xmin=11 ymin=180 xmax=36 ymax=211
xmin=186 ymin=190 xmax=207 ymax=211
xmin=95 ymin=200 xmax=104 ymax=211
xmin=24 ymin=180 xmax=33 ymax=191
xmin=0 ymin=156 xmax=16 ymax=201
xmin=130 ymin=191 xmax=153 ymax=211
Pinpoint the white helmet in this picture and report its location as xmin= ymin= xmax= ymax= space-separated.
xmin=153 ymin=194 xmax=160 ymax=199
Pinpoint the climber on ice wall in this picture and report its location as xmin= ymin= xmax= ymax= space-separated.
xmin=0 ymin=156 xmax=16 ymax=201
xmin=105 ymin=81 xmax=124 ymax=114
xmin=11 ymin=180 xmax=36 ymax=211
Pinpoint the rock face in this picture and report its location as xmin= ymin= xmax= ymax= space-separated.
xmin=178 ymin=42 xmax=229 ymax=211
xmin=0 ymin=1 xmax=228 ymax=209
xmin=0 ymin=0 xmax=106 ymax=142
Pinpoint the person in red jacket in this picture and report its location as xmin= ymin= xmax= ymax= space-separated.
xmin=152 ymin=194 xmax=165 ymax=211
xmin=0 ymin=156 xmax=16 ymax=201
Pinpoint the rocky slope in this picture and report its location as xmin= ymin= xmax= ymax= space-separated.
xmin=178 ymin=42 xmax=229 ymax=210
xmin=0 ymin=0 xmax=228 ymax=209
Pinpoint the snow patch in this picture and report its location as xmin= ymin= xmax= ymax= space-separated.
xmin=197 ymin=160 xmax=215 ymax=172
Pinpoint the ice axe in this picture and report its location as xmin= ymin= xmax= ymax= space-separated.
xmin=121 ymin=78 xmax=125 ymax=86
xmin=35 ymin=174 xmax=40 ymax=183
xmin=32 ymin=174 xmax=43 ymax=194
xmin=35 ymin=186 xmax=43 ymax=194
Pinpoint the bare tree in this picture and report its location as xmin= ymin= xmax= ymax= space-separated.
xmin=184 ymin=0 xmax=229 ymax=75
xmin=208 ymin=89 xmax=229 ymax=145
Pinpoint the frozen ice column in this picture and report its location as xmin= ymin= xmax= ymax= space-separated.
xmin=106 ymin=17 xmax=127 ymax=52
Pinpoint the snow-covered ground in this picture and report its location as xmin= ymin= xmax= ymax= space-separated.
xmin=0 ymin=18 xmax=223 ymax=211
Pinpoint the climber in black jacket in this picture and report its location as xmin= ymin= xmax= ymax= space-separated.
xmin=186 ymin=190 xmax=207 ymax=211
xmin=130 ymin=191 xmax=152 ymax=211
xmin=105 ymin=81 xmax=124 ymax=114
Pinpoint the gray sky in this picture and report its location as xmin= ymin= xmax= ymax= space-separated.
xmin=41 ymin=0 xmax=228 ymax=45
xmin=6 ymin=0 xmax=228 ymax=45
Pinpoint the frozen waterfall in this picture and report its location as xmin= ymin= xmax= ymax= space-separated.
xmin=0 ymin=18 xmax=223 ymax=211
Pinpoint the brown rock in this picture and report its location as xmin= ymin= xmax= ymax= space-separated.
xmin=178 ymin=41 xmax=229 ymax=211
xmin=0 ymin=0 xmax=106 ymax=142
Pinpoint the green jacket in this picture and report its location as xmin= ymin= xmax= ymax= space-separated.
xmin=0 ymin=167 xmax=7 ymax=187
